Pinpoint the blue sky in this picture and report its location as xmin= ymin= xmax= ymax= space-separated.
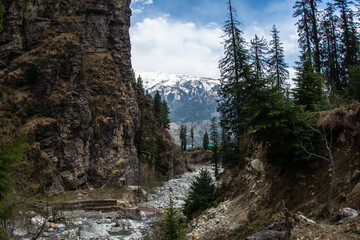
xmin=129 ymin=0 xmax=326 ymax=79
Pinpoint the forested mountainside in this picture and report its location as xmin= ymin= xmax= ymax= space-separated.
xmin=0 ymin=0 xmax=183 ymax=195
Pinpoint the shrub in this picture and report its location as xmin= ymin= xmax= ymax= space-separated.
xmin=246 ymin=90 xmax=315 ymax=167
xmin=147 ymin=198 xmax=186 ymax=240
xmin=183 ymin=169 xmax=215 ymax=218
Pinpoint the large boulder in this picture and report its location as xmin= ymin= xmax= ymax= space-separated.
xmin=251 ymin=159 xmax=264 ymax=173
xmin=331 ymin=208 xmax=359 ymax=224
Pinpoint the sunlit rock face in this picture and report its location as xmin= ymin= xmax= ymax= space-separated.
xmin=0 ymin=0 xmax=140 ymax=194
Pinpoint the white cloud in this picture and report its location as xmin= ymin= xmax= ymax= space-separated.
xmin=132 ymin=0 xmax=153 ymax=4
xmin=130 ymin=17 xmax=223 ymax=78
xmin=131 ymin=0 xmax=153 ymax=14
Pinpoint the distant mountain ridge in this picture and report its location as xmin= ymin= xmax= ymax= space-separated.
xmin=138 ymin=72 xmax=220 ymax=146
xmin=139 ymin=72 xmax=219 ymax=122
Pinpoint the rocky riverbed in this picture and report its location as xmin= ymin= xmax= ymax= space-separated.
xmin=12 ymin=165 xmax=217 ymax=240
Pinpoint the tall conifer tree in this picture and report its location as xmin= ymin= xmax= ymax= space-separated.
xmin=209 ymin=117 xmax=219 ymax=175
xmin=203 ymin=131 xmax=209 ymax=150
xmin=320 ymin=3 xmax=342 ymax=96
xmin=334 ymin=0 xmax=360 ymax=92
xmin=268 ymin=25 xmax=289 ymax=92
xmin=161 ymin=100 xmax=170 ymax=129
xmin=250 ymin=35 xmax=269 ymax=83
xmin=218 ymin=0 xmax=254 ymax=141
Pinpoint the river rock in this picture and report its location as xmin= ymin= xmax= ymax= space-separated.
xmin=246 ymin=230 xmax=286 ymax=240
xmin=30 ymin=216 xmax=45 ymax=227
xmin=53 ymin=223 xmax=66 ymax=229
xmin=124 ymin=208 xmax=146 ymax=220
xmin=331 ymin=208 xmax=358 ymax=224
xmin=13 ymin=228 xmax=28 ymax=237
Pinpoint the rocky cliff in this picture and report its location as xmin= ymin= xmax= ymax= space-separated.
xmin=0 ymin=0 xmax=179 ymax=195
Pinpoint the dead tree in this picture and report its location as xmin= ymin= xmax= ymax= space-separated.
xmin=298 ymin=110 xmax=335 ymax=215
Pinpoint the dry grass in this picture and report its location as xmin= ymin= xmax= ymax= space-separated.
xmin=20 ymin=117 xmax=57 ymax=134
xmin=291 ymin=218 xmax=360 ymax=240
xmin=316 ymin=102 xmax=360 ymax=133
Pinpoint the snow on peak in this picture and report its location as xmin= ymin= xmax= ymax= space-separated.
xmin=136 ymin=71 xmax=219 ymax=91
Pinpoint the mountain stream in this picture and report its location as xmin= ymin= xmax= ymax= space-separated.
xmin=20 ymin=165 xmax=216 ymax=240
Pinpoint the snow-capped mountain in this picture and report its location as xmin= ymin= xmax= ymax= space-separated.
xmin=139 ymin=72 xmax=219 ymax=123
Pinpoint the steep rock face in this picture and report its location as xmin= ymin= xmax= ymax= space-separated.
xmin=0 ymin=0 xmax=140 ymax=194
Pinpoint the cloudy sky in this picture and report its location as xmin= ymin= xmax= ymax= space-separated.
xmin=129 ymin=0 xmax=327 ymax=79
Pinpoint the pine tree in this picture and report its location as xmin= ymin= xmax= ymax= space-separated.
xmin=190 ymin=126 xmax=194 ymax=148
xmin=203 ymin=131 xmax=209 ymax=150
xmin=293 ymin=1 xmax=324 ymax=110
xmin=161 ymin=100 xmax=170 ymax=129
xmin=246 ymin=89 xmax=315 ymax=166
xmin=294 ymin=0 xmax=313 ymax=62
xmin=309 ymin=0 xmax=322 ymax=73
xmin=220 ymin=126 xmax=236 ymax=167
xmin=209 ymin=117 xmax=219 ymax=175
xmin=250 ymin=35 xmax=269 ymax=82
xmin=268 ymin=25 xmax=289 ymax=92
xmin=136 ymin=75 xmax=144 ymax=92
xmin=320 ymin=3 xmax=342 ymax=97
xmin=334 ymin=0 xmax=360 ymax=92
xmin=179 ymin=125 xmax=187 ymax=151
xmin=0 ymin=136 xmax=27 ymax=201
xmin=218 ymin=0 xmax=254 ymax=141
xmin=293 ymin=50 xmax=324 ymax=111
xmin=153 ymin=91 xmax=162 ymax=122
xmin=0 ymin=136 xmax=27 ymax=239
xmin=348 ymin=65 xmax=360 ymax=101
xmin=293 ymin=0 xmax=322 ymax=73
xmin=157 ymin=198 xmax=186 ymax=240
xmin=183 ymin=169 xmax=215 ymax=218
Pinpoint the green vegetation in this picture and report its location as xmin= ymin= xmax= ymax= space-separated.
xmin=146 ymin=198 xmax=186 ymax=240
xmin=268 ymin=25 xmax=289 ymax=92
xmin=0 ymin=136 xmax=27 ymax=238
xmin=348 ymin=65 xmax=360 ymax=101
xmin=135 ymin=88 xmax=174 ymax=188
xmin=136 ymin=75 xmax=144 ymax=91
xmin=209 ymin=117 xmax=219 ymax=175
xmin=154 ymin=91 xmax=170 ymax=129
xmin=202 ymin=131 xmax=209 ymax=150
xmin=157 ymin=198 xmax=186 ymax=240
xmin=183 ymin=169 xmax=215 ymax=218
xmin=179 ymin=124 xmax=187 ymax=151
xmin=217 ymin=0 xmax=360 ymax=170
xmin=246 ymin=90 xmax=315 ymax=166
xmin=190 ymin=126 xmax=194 ymax=148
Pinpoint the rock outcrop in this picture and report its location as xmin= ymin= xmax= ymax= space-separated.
xmin=0 ymin=0 xmax=181 ymax=194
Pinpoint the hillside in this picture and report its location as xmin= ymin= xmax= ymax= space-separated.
xmin=187 ymin=103 xmax=360 ymax=239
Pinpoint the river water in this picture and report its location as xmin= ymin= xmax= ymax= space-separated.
xmin=17 ymin=165 xmax=216 ymax=240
